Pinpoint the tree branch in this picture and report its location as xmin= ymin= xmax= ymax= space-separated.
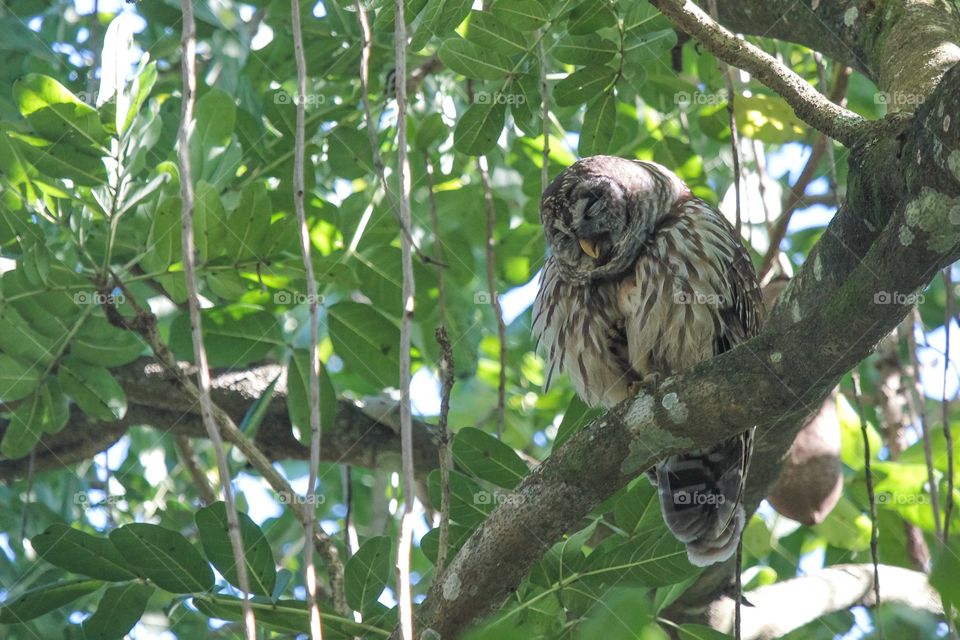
xmin=0 ymin=360 xmax=440 ymax=484
xmin=649 ymin=0 xmax=872 ymax=146
xmin=705 ymin=564 xmax=942 ymax=639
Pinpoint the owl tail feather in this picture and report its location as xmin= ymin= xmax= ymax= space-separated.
xmin=655 ymin=434 xmax=751 ymax=567
xmin=685 ymin=506 xmax=744 ymax=567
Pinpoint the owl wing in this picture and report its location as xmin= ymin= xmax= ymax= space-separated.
xmin=623 ymin=198 xmax=762 ymax=566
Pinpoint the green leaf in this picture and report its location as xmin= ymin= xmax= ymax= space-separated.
xmin=82 ymin=582 xmax=154 ymax=640
xmin=931 ymin=538 xmax=960 ymax=609
xmin=583 ymin=531 xmax=698 ymax=588
xmin=0 ymin=353 xmax=43 ymax=402
xmin=622 ymin=28 xmax=677 ymax=63
xmin=59 ymin=359 xmax=127 ymax=421
xmin=32 ymin=523 xmax=136 ymax=582
xmin=344 ymin=536 xmax=391 ymax=613
xmin=836 ymin=392 xmax=882 ymax=470
xmin=567 ymin=0 xmax=616 ymax=35
xmin=427 ymin=469 xmax=495 ymax=527
xmin=196 ymin=502 xmax=277 ymax=597
xmin=553 ymin=66 xmax=618 ymax=107
xmin=193 ymin=595 xmax=384 ymax=637
xmin=553 ymin=34 xmax=618 ymax=65
xmin=6 ymin=132 xmax=107 ymax=186
xmin=190 ymin=88 xmax=236 ymax=182
xmin=418 ymin=0 xmax=472 ymax=40
xmin=239 ymin=374 xmax=280 ymax=438
xmin=578 ymin=92 xmax=617 ymax=156
xmin=327 ymin=127 xmax=374 ymax=180
xmin=452 ymin=427 xmax=529 ymax=488
xmin=735 ymin=93 xmax=806 ymax=143
xmin=613 ymin=479 xmax=663 ymax=537
xmin=0 ymin=578 xmax=103 ymax=624
xmin=415 ymin=113 xmax=449 ymax=151
xmin=438 ymin=37 xmax=512 ymax=81
xmin=466 ymin=11 xmax=526 ymax=57
xmin=675 ymin=624 xmax=733 ymax=639
xmin=327 ymin=302 xmax=401 ymax=389
xmin=71 ymin=318 xmax=145 ymax=367
xmin=140 ymin=195 xmax=182 ymax=274
xmin=287 ymin=348 xmax=337 ymax=437
xmin=230 ymin=181 xmax=274 ymax=261
xmin=109 ymin=523 xmax=214 ymax=594
xmin=193 ymin=180 xmax=229 ymax=262
xmin=2 ymin=386 xmax=56 ymax=459
xmin=13 ymin=74 xmax=110 ymax=149
xmin=121 ymin=59 xmax=158 ymax=134
xmin=168 ymin=305 xmax=283 ymax=368
xmin=812 ymin=495 xmax=872 ymax=551
xmin=490 ymin=0 xmax=547 ymax=31
xmin=453 ymin=101 xmax=506 ymax=155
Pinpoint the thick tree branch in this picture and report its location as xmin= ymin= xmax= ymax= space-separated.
xmin=705 ymin=564 xmax=942 ymax=639
xmin=0 ymin=360 xmax=440 ymax=483
xmin=710 ymin=0 xmax=960 ymax=103
xmin=406 ymin=60 xmax=960 ymax=639
xmin=650 ymin=0 xmax=872 ymax=146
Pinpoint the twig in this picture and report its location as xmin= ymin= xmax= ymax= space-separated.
xmin=353 ymin=0 xmax=440 ymax=269
xmin=342 ymin=466 xmax=359 ymax=557
xmin=426 ymin=156 xmax=454 ymax=577
xmin=707 ymin=0 xmax=741 ymax=236
xmin=851 ymin=369 xmax=882 ymax=638
xmin=434 ymin=327 xmax=455 ymax=576
xmin=905 ymin=312 xmax=943 ymax=538
xmin=478 ymin=155 xmax=506 ymax=438
xmin=757 ymin=136 xmax=828 ymax=281
xmin=758 ymin=65 xmax=850 ymax=281
xmin=539 ymin=35 xmax=550 ymax=192
xmin=735 ymin=537 xmax=743 ymax=640
xmin=943 ymin=268 xmax=955 ymax=542
xmin=174 ymin=435 xmax=217 ymax=506
xmin=425 ymin=158 xmax=447 ymax=325
xmin=648 ymin=0 xmax=870 ymax=147
xmin=814 ymin=53 xmax=841 ymax=194
xmin=393 ymin=2 xmax=417 ymax=638
xmin=176 ymin=2 xmax=255 ymax=635
xmin=19 ymin=450 xmax=34 ymax=544
xmin=290 ymin=0 xmax=325 ymax=636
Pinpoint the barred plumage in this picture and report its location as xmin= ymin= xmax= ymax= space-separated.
xmin=532 ymin=155 xmax=762 ymax=566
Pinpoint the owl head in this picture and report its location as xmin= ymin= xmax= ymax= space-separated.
xmin=540 ymin=156 xmax=688 ymax=283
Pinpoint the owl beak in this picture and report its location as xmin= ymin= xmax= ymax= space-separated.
xmin=578 ymin=238 xmax=600 ymax=259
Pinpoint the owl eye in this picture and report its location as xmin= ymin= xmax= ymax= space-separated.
xmin=582 ymin=191 xmax=603 ymax=219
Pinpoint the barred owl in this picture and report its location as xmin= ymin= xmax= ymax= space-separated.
xmin=532 ymin=156 xmax=762 ymax=566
